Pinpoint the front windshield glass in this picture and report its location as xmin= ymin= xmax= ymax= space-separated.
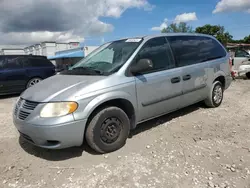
xmin=69 ymin=38 xmax=143 ymax=75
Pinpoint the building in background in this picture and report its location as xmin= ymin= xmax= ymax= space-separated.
xmin=23 ymin=41 xmax=81 ymax=57
xmin=0 ymin=48 xmax=25 ymax=55
xmin=47 ymin=44 xmax=98 ymax=70
xmin=227 ymin=43 xmax=250 ymax=54
xmin=0 ymin=41 xmax=99 ymax=68
xmin=0 ymin=45 xmax=26 ymax=55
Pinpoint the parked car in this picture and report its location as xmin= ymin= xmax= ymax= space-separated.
xmin=13 ymin=33 xmax=232 ymax=153
xmin=0 ymin=55 xmax=55 ymax=95
xmin=232 ymin=49 xmax=250 ymax=78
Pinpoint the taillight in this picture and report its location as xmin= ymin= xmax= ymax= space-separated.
xmin=229 ymin=58 xmax=232 ymax=70
xmin=229 ymin=58 xmax=235 ymax=78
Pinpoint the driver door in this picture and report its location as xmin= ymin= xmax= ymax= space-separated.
xmin=132 ymin=37 xmax=183 ymax=122
xmin=0 ymin=56 xmax=27 ymax=94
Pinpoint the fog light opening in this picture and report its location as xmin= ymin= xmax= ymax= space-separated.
xmin=46 ymin=140 xmax=60 ymax=146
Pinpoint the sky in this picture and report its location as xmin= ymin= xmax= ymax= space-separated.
xmin=0 ymin=0 xmax=249 ymax=46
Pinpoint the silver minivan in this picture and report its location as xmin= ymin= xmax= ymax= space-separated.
xmin=13 ymin=33 xmax=232 ymax=153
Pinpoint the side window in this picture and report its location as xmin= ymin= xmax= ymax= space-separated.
xmin=135 ymin=37 xmax=175 ymax=73
xmin=21 ymin=58 xmax=31 ymax=67
xmin=29 ymin=58 xmax=53 ymax=67
xmin=235 ymin=50 xmax=249 ymax=57
xmin=203 ymin=37 xmax=227 ymax=60
xmin=3 ymin=57 xmax=22 ymax=69
xmin=167 ymin=36 xmax=226 ymax=67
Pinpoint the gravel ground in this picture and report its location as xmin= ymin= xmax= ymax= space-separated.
xmin=0 ymin=79 xmax=250 ymax=188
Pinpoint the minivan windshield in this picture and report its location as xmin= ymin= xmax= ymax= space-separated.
xmin=66 ymin=38 xmax=143 ymax=75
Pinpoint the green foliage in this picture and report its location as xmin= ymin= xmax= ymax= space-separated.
xmin=243 ymin=35 xmax=250 ymax=43
xmin=161 ymin=22 xmax=194 ymax=33
xmin=195 ymin=24 xmax=233 ymax=45
xmin=160 ymin=22 xmax=249 ymax=45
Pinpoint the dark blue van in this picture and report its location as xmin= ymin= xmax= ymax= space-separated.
xmin=0 ymin=55 xmax=55 ymax=95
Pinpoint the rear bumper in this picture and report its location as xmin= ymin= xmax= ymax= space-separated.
xmin=13 ymin=117 xmax=87 ymax=149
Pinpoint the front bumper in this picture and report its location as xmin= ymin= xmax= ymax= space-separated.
xmin=13 ymin=117 xmax=87 ymax=149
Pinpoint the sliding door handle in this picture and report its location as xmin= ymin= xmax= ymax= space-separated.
xmin=171 ymin=77 xmax=181 ymax=84
xmin=183 ymin=74 xmax=191 ymax=81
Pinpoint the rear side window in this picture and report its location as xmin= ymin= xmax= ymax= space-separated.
xmin=135 ymin=37 xmax=175 ymax=73
xmin=1 ymin=56 xmax=22 ymax=69
xmin=28 ymin=58 xmax=54 ymax=67
xmin=167 ymin=36 xmax=226 ymax=67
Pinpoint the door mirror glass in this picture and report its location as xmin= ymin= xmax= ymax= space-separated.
xmin=130 ymin=59 xmax=153 ymax=74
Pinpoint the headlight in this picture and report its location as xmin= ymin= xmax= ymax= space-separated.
xmin=40 ymin=102 xmax=78 ymax=118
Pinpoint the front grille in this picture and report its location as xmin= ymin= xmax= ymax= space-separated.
xmin=14 ymin=105 xmax=18 ymax=116
xmin=14 ymin=98 xmax=22 ymax=116
xmin=17 ymin=98 xmax=22 ymax=106
xmin=18 ymin=110 xmax=30 ymax=120
xmin=22 ymin=100 xmax=39 ymax=110
xmin=15 ymin=98 xmax=39 ymax=120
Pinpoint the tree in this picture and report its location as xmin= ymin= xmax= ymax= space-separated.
xmin=195 ymin=24 xmax=233 ymax=45
xmin=161 ymin=22 xmax=194 ymax=33
xmin=243 ymin=35 xmax=250 ymax=43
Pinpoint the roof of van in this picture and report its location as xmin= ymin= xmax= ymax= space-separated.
xmin=142 ymin=33 xmax=214 ymax=39
xmin=119 ymin=33 xmax=213 ymax=40
xmin=115 ymin=33 xmax=216 ymax=42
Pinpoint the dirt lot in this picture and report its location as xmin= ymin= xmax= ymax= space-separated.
xmin=0 ymin=79 xmax=250 ymax=188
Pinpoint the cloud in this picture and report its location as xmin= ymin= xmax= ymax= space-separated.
xmin=151 ymin=12 xmax=198 ymax=31
xmin=213 ymin=0 xmax=250 ymax=13
xmin=0 ymin=0 xmax=152 ymax=45
xmin=0 ymin=31 xmax=85 ymax=45
xmin=174 ymin=12 xmax=198 ymax=24
xmin=151 ymin=19 xmax=168 ymax=31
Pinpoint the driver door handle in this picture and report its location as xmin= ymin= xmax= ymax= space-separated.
xmin=183 ymin=74 xmax=191 ymax=81
xmin=171 ymin=77 xmax=181 ymax=84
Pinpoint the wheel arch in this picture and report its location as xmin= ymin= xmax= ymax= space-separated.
xmin=213 ymin=71 xmax=226 ymax=89
xmin=82 ymin=91 xmax=137 ymax=131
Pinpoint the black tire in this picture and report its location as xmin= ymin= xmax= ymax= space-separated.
xmin=246 ymin=72 xmax=250 ymax=79
xmin=85 ymin=106 xmax=130 ymax=154
xmin=204 ymin=81 xmax=224 ymax=108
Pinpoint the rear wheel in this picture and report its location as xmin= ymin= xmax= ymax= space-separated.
xmin=246 ymin=72 xmax=250 ymax=79
xmin=85 ymin=106 xmax=130 ymax=154
xmin=26 ymin=77 xmax=42 ymax=88
xmin=204 ymin=81 xmax=224 ymax=108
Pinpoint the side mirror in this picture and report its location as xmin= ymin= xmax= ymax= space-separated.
xmin=130 ymin=59 xmax=153 ymax=74
xmin=244 ymin=54 xmax=250 ymax=58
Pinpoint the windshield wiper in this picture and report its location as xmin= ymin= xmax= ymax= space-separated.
xmin=72 ymin=67 xmax=104 ymax=75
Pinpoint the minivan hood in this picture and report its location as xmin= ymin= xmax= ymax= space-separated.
xmin=21 ymin=75 xmax=105 ymax=102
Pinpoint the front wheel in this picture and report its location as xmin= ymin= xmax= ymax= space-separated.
xmin=85 ymin=106 xmax=130 ymax=154
xmin=204 ymin=81 xmax=224 ymax=108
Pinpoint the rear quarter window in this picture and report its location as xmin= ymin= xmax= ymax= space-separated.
xmin=167 ymin=36 xmax=227 ymax=67
xmin=28 ymin=58 xmax=54 ymax=67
